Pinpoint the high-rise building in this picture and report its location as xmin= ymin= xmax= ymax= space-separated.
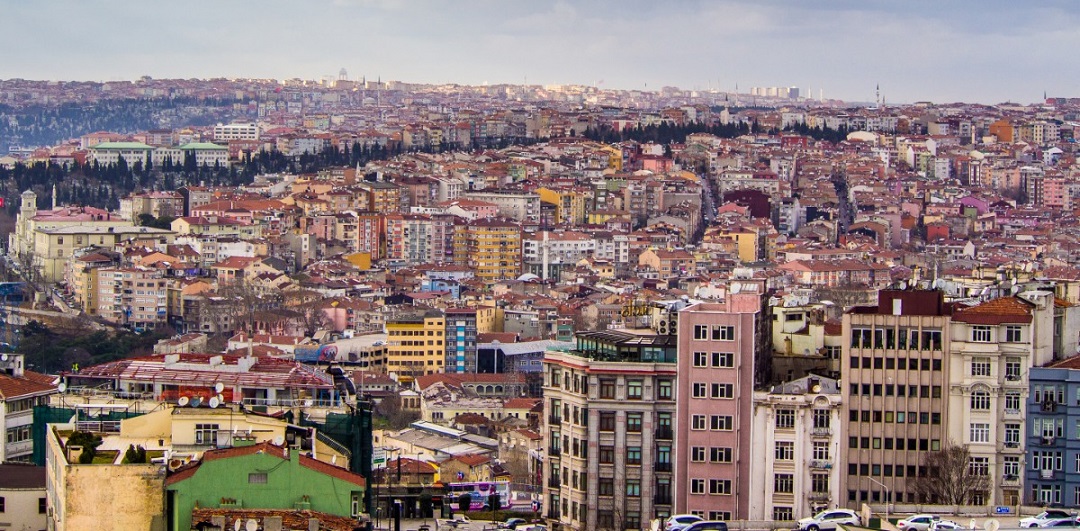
xmin=385 ymin=307 xmax=446 ymax=384
xmin=445 ymin=307 xmax=479 ymax=373
xmin=542 ymin=330 xmax=678 ymax=530
xmin=840 ymin=290 xmax=950 ymax=506
xmin=465 ymin=219 xmax=522 ymax=282
xmin=674 ymin=280 xmax=771 ymax=519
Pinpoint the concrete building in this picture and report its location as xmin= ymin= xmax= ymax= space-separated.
xmin=0 ymin=463 xmax=47 ymax=531
xmin=94 ymin=267 xmax=168 ymax=331
xmin=0 ymin=353 xmax=57 ymax=463
xmin=386 ymin=307 xmax=446 ymax=383
xmin=674 ymin=280 xmax=772 ymax=520
xmin=213 ymin=122 xmax=260 ymax=141
xmin=445 ymin=307 xmax=479 ymax=373
xmin=465 ymin=219 xmax=522 ymax=283
xmin=543 ymin=330 xmax=678 ymax=530
xmin=1025 ymin=356 xmax=1080 ymax=506
xmin=87 ymin=141 xmax=154 ymax=166
xmin=841 ymin=290 xmax=950 ymax=505
xmin=947 ymin=291 xmax=1061 ymax=505
xmin=748 ymin=375 xmax=843 ymax=521
xmin=463 ymin=191 xmax=541 ymax=223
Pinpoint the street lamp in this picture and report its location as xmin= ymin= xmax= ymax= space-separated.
xmin=865 ymin=477 xmax=890 ymax=523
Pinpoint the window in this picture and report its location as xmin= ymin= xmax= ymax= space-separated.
xmin=709 ymin=479 xmax=732 ymax=495
xmin=971 ymin=357 xmax=991 ymax=376
xmin=694 ymin=325 xmax=709 ymax=340
xmin=712 ymin=352 xmax=734 ymax=367
xmin=811 ymin=474 xmax=830 ymax=492
xmin=1006 ymin=325 xmax=1022 ymax=342
xmin=599 ymin=446 xmax=614 ymax=463
xmin=627 ymin=446 xmax=642 ymax=465
xmin=248 ymin=472 xmax=268 ymax=484
xmin=627 ymin=412 xmax=643 ymax=432
xmin=813 ymin=442 xmax=830 ymax=460
xmin=627 ymin=379 xmax=643 ymax=399
xmin=1005 ymin=424 xmax=1020 ymax=445
xmin=691 ymin=446 xmax=706 ymax=462
xmin=711 ymin=415 xmax=733 ymax=431
xmin=1005 ymin=392 xmax=1021 ymax=412
xmin=969 ymin=457 xmax=989 ymax=476
xmin=195 ymin=423 xmax=219 ymax=446
xmin=972 ymin=326 xmax=992 ymax=343
xmin=775 ymin=473 xmax=794 ymax=493
xmin=775 ymin=441 xmax=794 ymax=460
xmin=970 ymin=423 xmax=990 ymax=443
xmin=598 ymin=477 xmax=614 ymax=495
xmin=813 ymin=409 xmax=831 ymax=429
xmin=599 ymin=379 xmax=615 ymax=398
xmin=1005 ymin=357 xmax=1022 ymax=380
xmin=690 ymin=478 xmax=706 ymax=494
xmin=712 ymin=383 xmax=734 ymax=398
xmin=625 ymin=511 xmax=641 ymax=530
xmin=710 ymin=447 xmax=732 ymax=462
xmin=712 ymin=325 xmax=735 ymax=340
xmin=971 ymin=390 xmax=991 ymax=410
xmin=693 ymin=352 xmax=708 ymax=367
xmin=776 ymin=409 xmax=795 ymax=429
xmin=599 ymin=412 xmax=616 ymax=431
xmin=774 ymin=507 xmax=794 ymax=522
xmin=1004 ymin=456 xmax=1020 ymax=477
xmin=658 ymin=379 xmax=673 ymax=400
xmin=692 ymin=415 xmax=707 ymax=430
xmin=626 ymin=479 xmax=641 ymax=497
xmin=692 ymin=382 xmax=708 ymax=398
xmin=711 ymin=512 xmax=733 ymax=521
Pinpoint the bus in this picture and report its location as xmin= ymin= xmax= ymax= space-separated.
xmin=446 ymin=481 xmax=512 ymax=510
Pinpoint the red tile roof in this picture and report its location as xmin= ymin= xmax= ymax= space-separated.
xmin=952 ymin=296 xmax=1034 ymax=325
xmin=0 ymin=370 xmax=57 ymax=399
xmin=167 ymin=441 xmax=364 ymax=487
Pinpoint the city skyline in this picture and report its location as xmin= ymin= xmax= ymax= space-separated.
xmin=2 ymin=0 xmax=1078 ymax=105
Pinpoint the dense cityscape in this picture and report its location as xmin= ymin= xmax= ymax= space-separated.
xmin=1 ymin=71 xmax=1080 ymax=531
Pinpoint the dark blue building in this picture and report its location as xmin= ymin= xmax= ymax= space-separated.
xmin=1026 ymin=357 xmax=1080 ymax=506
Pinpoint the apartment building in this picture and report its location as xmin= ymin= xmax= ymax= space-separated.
xmin=445 ymin=307 xmax=479 ymax=373
xmin=0 ymin=354 xmax=57 ymax=463
xmin=841 ymin=290 xmax=950 ymax=505
xmin=674 ymin=280 xmax=771 ymax=520
xmin=748 ymin=375 xmax=843 ymax=521
xmin=542 ymin=330 xmax=678 ymax=530
xmin=947 ymin=291 xmax=1060 ymax=505
xmin=1025 ymin=357 xmax=1080 ymax=506
xmin=94 ymin=267 xmax=168 ymax=331
xmin=386 ymin=308 xmax=446 ymax=383
xmin=213 ymin=122 xmax=260 ymax=141
xmin=466 ymin=219 xmax=522 ymax=282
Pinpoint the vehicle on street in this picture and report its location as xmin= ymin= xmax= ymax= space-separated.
xmin=1023 ymin=511 xmax=1076 ymax=528
xmin=499 ymin=518 xmax=527 ymax=529
xmin=899 ymin=515 xmax=941 ymax=531
xmin=930 ymin=520 xmax=964 ymax=531
xmin=1039 ymin=518 xmax=1080 ymax=528
xmin=796 ymin=509 xmax=861 ymax=531
xmin=684 ymin=521 xmax=729 ymax=531
xmin=667 ymin=514 xmax=705 ymax=531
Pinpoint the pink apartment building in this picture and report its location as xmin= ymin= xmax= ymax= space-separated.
xmin=675 ymin=280 xmax=771 ymax=520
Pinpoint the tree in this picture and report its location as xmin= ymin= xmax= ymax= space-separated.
xmin=123 ymin=444 xmax=147 ymax=464
xmin=912 ymin=442 xmax=990 ymax=504
xmin=67 ymin=431 xmax=103 ymax=464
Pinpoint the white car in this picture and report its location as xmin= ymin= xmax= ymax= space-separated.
xmin=1039 ymin=519 xmax=1080 ymax=528
xmin=930 ymin=520 xmax=964 ymax=531
xmin=667 ymin=515 xmax=705 ymax=531
xmin=1023 ymin=511 xmax=1075 ymax=528
xmin=898 ymin=515 xmax=941 ymax=531
xmin=796 ymin=509 xmax=861 ymax=531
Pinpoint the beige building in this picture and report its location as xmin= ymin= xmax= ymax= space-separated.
xmin=0 ymin=463 xmax=47 ymax=531
xmin=94 ymin=267 xmax=168 ymax=331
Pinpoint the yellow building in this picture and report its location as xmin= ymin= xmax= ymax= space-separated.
xmin=466 ymin=220 xmax=522 ymax=283
xmin=536 ymin=187 xmax=589 ymax=225
xmin=386 ymin=308 xmax=446 ymax=382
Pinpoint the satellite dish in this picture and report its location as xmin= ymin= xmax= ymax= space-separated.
xmin=209 ymin=396 xmax=221 ymax=409
xmin=246 ymin=519 xmax=258 ymax=531
xmin=214 ymin=382 xmax=225 ymax=393
xmin=730 ymin=282 xmax=742 ymax=294
xmin=190 ymin=397 xmax=203 ymax=408
xmin=57 ymin=382 xmax=67 ymax=393
xmin=272 ymin=436 xmax=285 ymax=446
xmin=217 ymin=393 xmax=225 ymax=403
xmin=234 ymin=519 xmax=242 ymax=531
xmin=1 ymin=353 xmax=7 ymax=361
xmin=177 ymin=396 xmax=190 ymax=407
xmin=304 ymin=399 xmax=314 ymax=407
xmin=986 ymin=520 xmax=1000 ymax=531
xmin=812 ymin=384 xmax=822 ymax=393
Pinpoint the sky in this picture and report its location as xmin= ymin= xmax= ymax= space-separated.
xmin=2 ymin=0 xmax=1078 ymax=105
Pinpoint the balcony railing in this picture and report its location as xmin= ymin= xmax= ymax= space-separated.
xmin=654 ymin=493 xmax=673 ymax=505
xmin=810 ymin=460 xmax=833 ymax=470
xmin=549 ymin=446 xmax=560 ymax=455
xmin=548 ymin=477 xmax=561 ymax=488
xmin=655 ymin=426 xmax=673 ymax=440
xmin=811 ymin=427 xmax=832 ymax=437
xmin=655 ymin=462 xmax=672 ymax=472
xmin=548 ymin=415 xmax=561 ymax=425
xmin=1002 ymin=474 xmax=1021 ymax=486
xmin=807 ymin=492 xmax=831 ymax=502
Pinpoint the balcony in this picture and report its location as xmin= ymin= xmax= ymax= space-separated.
xmin=811 ymin=427 xmax=832 ymax=437
xmin=1041 ymin=469 xmax=1055 ymax=480
xmin=549 ymin=446 xmax=561 ymax=455
xmin=548 ymin=415 xmax=562 ymax=425
xmin=548 ymin=477 xmax=561 ymax=488
xmin=1040 ymin=436 xmax=1056 ymax=446
xmin=655 ymin=462 xmax=672 ymax=472
xmin=654 ymin=493 xmax=672 ymax=505
xmin=1002 ymin=474 xmax=1021 ymax=486
xmin=807 ymin=492 xmax=831 ymax=502
xmin=810 ymin=460 xmax=833 ymax=470
xmin=1002 ymin=441 xmax=1020 ymax=450
xmin=655 ymin=426 xmax=673 ymax=440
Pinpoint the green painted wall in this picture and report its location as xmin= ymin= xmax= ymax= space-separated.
xmin=167 ymin=450 xmax=364 ymax=531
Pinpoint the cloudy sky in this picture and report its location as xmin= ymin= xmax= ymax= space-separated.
xmin=2 ymin=0 xmax=1077 ymax=104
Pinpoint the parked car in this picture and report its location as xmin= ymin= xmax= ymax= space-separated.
xmin=898 ymin=515 xmax=941 ymax=531
xmin=930 ymin=520 xmax=964 ymax=531
xmin=796 ymin=509 xmax=861 ymax=531
xmin=684 ymin=522 xmax=729 ymax=531
xmin=499 ymin=518 xmax=528 ymax=529
xmin=667 ymin=514 xmax=706 ymax=531
xmin=1023 ymin=511 xmax=1076 ymax=528
xmin=1039 ymin=519 xmax=1080 ymax=528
